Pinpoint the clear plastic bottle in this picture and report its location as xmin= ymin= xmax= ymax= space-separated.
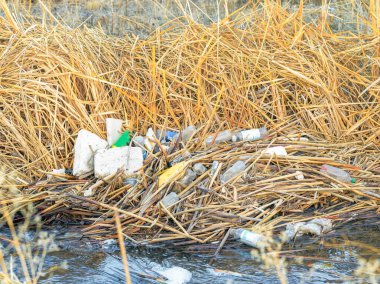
xmin=173 ymin=125 xmax=196 ymax=143
xmin=161 ymin=192 xmax=179 ymax=207
xmin=231 ymin=228 xmax=266 ymax=249
xmin=179 ymin=169 xmax=196 ymax=185
xmin=221 ymin=161 xmax=246 ymax=183
xmin=232 ymin=127 xmax=268 ymax=142
xmin=205 ymin=130 xmax=233 ymax=146
xmin=320 ymin=164 xmax=356 ymax=183
xmin=193 ymin=163 xmax=207 ymax=175
xmin=210 ymin=161 xmax=219 ymax=176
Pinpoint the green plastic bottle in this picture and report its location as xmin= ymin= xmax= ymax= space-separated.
xmin=112 ymin=130 xmax=132 ymax=148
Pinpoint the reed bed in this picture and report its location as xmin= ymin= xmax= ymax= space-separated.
xmin=0 ymin=1 xmax=379 ymax=244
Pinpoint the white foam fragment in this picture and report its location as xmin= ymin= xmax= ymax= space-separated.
xmin=295 ymin=171 xmax=305 ymax=180
xmin=47 ymin=168 xmax=66 ymax=181
xmin=152 ymin=264 xmax=192 ymax=284
xmin=73 ymin=130 xmax=108 ymax=176
xmin=263 ymin=146 xmax=287 ymax=156
xmin=94 ymin=146 xmax=143 ymax=178
xmin=145 ymin=128 xmax=156 ymax=152
xmin=106 ymin=118 xmax=123 ymax=146
xmin=309 ymin=218 xmax=333 ymax=233
xmin=285 ymin=218 xmax=333 ymax=240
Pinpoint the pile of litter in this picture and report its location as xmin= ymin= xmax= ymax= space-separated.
xmin=0 ymin=2 xmax=379 ymax=245
xmin=21 ymin=122 xmax=380 ymax=244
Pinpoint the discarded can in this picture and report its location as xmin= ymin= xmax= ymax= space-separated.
xmin=205 ymin=130 xmax=233 ymax=146
xmin=320 ymin=164 xmax=356 ymax=183
xmin=232 ymin=127 xmax=268 ymax=142
xmin=112 ymin=130 xmax=132 ymax=148
xmin=231 ymin=228 xmax=267 ymax=249
xmin=221 ymin=161 xmax=246 ymax=184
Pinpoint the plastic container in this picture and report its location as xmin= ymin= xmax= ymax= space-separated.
xmin=232 ymin=127 xmax=268 ymax=142
xmin=221 ymin=161 xmax=246 ymax=183
xmin=193 ymin=163 xmax=207 ymax=175
xmin=320 ymin=164 xmax=356 ymax=183
xmin=231 ymin=229 xmax=266 ymax=249
xmin=161 ymin=192 xmax=179 ymax=207
xmin=112 ymin=130 xmax=132 ymax=148
xmin=205 ymin=130 xmax=233 ymax=146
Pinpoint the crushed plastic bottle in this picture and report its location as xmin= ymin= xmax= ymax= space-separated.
xmin=221 ymin=161 xmax=246 ymax=183
xmin=232 ymin=127 xmax=268 ymax=142
xmin=193 ymin=163 xmax=207 ymax=175
xmin=173 ymin=125 xmax=196 ymax=143
xmin=320 ymin=164 xmax=356 ymax=183
xmin=179 ymin=169 xmax=196 ymax=185
xmin=231 ymin=228 xmax=267 ymax=249
xmin=161 ymin=192 xmax=179 ymax=207
xmin=205 ymin=130 xmax=233 ymax=146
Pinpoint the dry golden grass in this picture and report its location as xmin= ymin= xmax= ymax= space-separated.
xmin=0 ymin=1 xmax=379 ymax=244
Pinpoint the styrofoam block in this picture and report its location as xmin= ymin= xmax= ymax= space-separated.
xmin=94 ymin=146 xmax=143 ymax=178
xmin=106 ymin=118 xmax=123 ymax=146
xmin=73 ymin=130 xmax=108 ymax=176
xmin=263 ymin=146 xmax=288 ymax=156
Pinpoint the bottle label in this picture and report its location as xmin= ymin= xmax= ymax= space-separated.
xmin=241 ymin=129 xmax=261 ymax=141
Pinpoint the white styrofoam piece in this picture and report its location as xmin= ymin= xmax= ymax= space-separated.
xmin=144 ymin=127 xmax=156 ymax=152
xmin=94 ymin=146 xmax=143 ymax=178
xmin=47 ymin=168 xmax=66 ymax=181
xmin=263 ymin=146 xmax=288 ymax=156
xmin=151 ymin=264 xmax=192 ymax=284
xmin=106 ymin=118 xmax=123 ymax=146
xmin=73 ymin=129 xmax=108 ymax=176
xmin=295 ymin=170 xmax=305 ymax=180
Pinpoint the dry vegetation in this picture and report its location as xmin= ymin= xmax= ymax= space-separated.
xmin=0 ymin=0 xmax=379 ymax=244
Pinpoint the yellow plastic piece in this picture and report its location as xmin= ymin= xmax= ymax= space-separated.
xmin=158 ymin=161 xmax=187 ymax=187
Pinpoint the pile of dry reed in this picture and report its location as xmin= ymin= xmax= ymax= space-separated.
xmin=0 ymin=2 xmax=379 ymax=243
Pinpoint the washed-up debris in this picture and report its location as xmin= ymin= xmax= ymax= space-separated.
xmin=321 ymin=164 xmax=356 ymax=183
xmin=145 ymin=128 xmax=156 ymax=152
xmin=73 ymin=129 xmax=108 ymax=176
xmin=112 ymin=130 xmax=132 ymax=148
xmin=232 ymin=127 xmax=268 ymax=142
xmin=285 ymin=218 xmax=333 ymax=240
xmin=263 ymin=146 xmax=287 ymax=156
xmin=94 ymin=146 xmax=143 ymax=178
xmin=124 ymin=178 xmax=139 ymax=186
xmin=210 ymin=161 xmax=220 ymax=176
xmin=295 ymin=171 xmax=305 ymax=180
xmin=178 ymin=169 xmax=196 ymax=186
xmin=174 ymin=125 xmax=196 ymax=143
xmin=205 ymin=130 xmax=233 ymax=145
xmin=221 ymin=161 xmax=246 ymax=184
xmin=47 ymin=168 xmax=67 ymax=181
xmin=161 ymin=192 xmax=179 ymax=208
xmin=106 ymin=118 xmax=123 ymax=146
xmin=158 ymin=161 xmax=187 ymax=187
xmin=231 ymin=228 xmax=267 ymax=249
xmin=151 ymin=264 xmax=192 ymax=284
xmin=156 ymin=129 xmax=178 ymax=142
xmin=193 ymin=163 xmax=207 ymax=175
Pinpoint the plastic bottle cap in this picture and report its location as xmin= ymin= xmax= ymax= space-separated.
xmin=351 ymin=178 xmax=356 ymax=183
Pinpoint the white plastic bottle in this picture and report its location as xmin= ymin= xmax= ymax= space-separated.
xmin=231 ymin=228 xmax=266 ymax=249
xmin=320 ymin=164 xmax=356 ymax=183
xmin=205 ymin=130 xmax=233 ymax=146
xmin=232 ymin=127 xmax=268 ymax=142
xmin=221 ymin=161 xmax=246 ymax=183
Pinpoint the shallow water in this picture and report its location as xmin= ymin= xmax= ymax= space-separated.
xmin=32 ymin=221 xmax=379 ymax=283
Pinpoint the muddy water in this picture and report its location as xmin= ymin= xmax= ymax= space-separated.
xmin=36 ymin=221 xmax=379 ymax=283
